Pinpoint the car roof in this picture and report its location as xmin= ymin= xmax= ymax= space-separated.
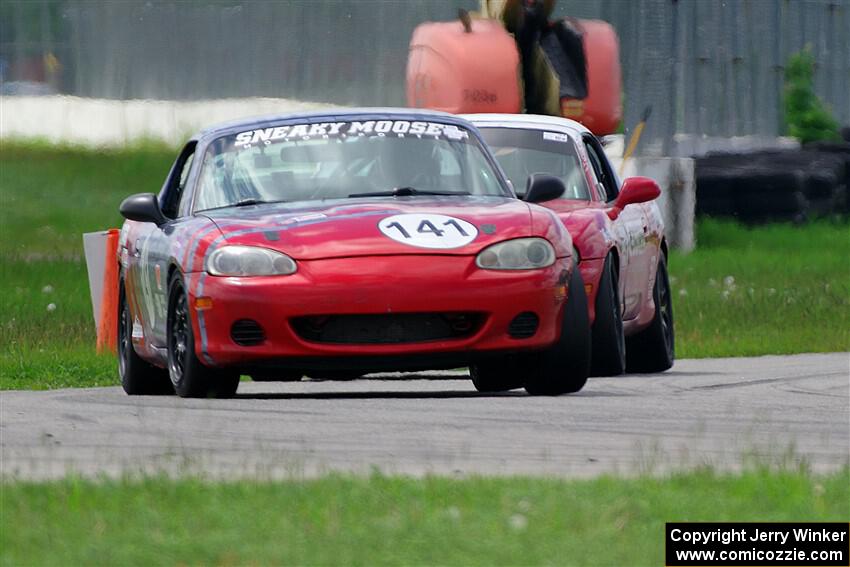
xmin=195 ymin=107 xmax=475 ymax=141
xmin=461 ymin=113 xmax=591 ymax=139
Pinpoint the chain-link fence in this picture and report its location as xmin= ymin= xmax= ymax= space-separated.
xmin=557 ymin=0 xmax=850 ymax=155
xmin=1 ymin=0 xmax=848 ymax=155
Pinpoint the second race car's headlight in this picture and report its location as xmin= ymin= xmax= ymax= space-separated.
xmin=475 ymin=238 xmax=556 ymax=270
xmin=206 ymin=246 xmax=297 ymax=276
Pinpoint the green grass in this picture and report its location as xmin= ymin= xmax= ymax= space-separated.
xmin=2 ymin=468 xmax=847 ymax=566
xmin=0 ymin=142 xmax=174 ymax=389
xmin=0 ymin=143 xmax=848 ymax=389
xmin=0 ymin=140 xmax=174 ymax=257
xmin=1 ymin=257 xmax=116 ymax=389
xmin=670 ymin=220 xmax=850 ymax=357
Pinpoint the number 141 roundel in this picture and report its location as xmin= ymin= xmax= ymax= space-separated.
xmin=116 ymin=108 xmax=591 ymax=399
xmin=379 ymin=213 xmax=478 ymax=249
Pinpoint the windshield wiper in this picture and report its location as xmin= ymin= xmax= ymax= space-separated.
xmin=349 ymin=187 xmax=470 ymax=198
xmin=231 ymin=198 xmax=273 ymax=207
xmin=199 ymin=198 xmax=286 ymax=212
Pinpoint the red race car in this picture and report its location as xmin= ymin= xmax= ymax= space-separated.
xmin=467 ymin=114 xmax=674 ymax=376
xmin=116 ymin=109 xmax=591 ymax=398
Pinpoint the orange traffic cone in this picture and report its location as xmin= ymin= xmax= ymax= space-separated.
xmin=96 ymin=229 xmax=120 ymax=354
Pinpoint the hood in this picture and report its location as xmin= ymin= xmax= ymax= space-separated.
xmin=200 ymin=196 xmax=536 ymax=260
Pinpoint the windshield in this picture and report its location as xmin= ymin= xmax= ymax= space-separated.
xmin=478 ymin=127 xmax=591 ymax=200
xmin=194 ymin=119 xmax=509 ymax=211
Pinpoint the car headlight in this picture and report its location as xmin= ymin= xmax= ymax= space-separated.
xmin=206 ymin=246 xmax=297 ymax=276
xmin=475 ymin=238 xmax=556 ymax=270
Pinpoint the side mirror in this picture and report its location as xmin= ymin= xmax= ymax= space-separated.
xmin=119 ymin=193 xmax=167 ymax=225
xmin=607 ymin=176 xmax=660 ymax=220
xmin=524 ymin=173 xmax=566 ymax=204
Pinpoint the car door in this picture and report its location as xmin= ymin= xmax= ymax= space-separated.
xmin=130 ymin=142 xmax=197 ymax=348
xmin=582 ymin=135 xmax=649 ymax=321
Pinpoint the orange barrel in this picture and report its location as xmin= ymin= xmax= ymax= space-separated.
xmin=560 ymin=19 xmax=622 ymax=136
xmin=407 ymin=18 xmax=522 ymax=114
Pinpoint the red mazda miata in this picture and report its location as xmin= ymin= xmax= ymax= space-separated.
xmin=116 ymin=109 xmax=592 ymax=398
xmin=468 ymin=114 xmax=675 ymax=377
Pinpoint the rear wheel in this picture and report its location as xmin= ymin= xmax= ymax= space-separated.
xmin=625 ymin=254 xmax=675 ymax=373
xmin=590 ymin=255 xmax=626 ymax=376
xmin=167 ymin=273 xmax=239 ymax=398
xmin=118 ymin=280 xmax=172 ymax=395
xmin=523 ymin=266 xmax=591 ymax=395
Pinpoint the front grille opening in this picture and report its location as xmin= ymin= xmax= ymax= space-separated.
xmin=292 ymin=313 xmax=482 ymax=344
xmin=231 ymin=319 xmax=265 ymax=346
xmin=508 ymin=312 xmax=539 ymax=339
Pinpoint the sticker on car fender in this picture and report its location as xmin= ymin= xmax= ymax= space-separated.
xmin=378 ymin=214 xmax=477 ymax=249
xmin=131 ymin=319 xmax=144 ymax=341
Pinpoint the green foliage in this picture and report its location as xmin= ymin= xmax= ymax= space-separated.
xmin=783 ymin=49 xmax=841 ymax=144
xmin=2 ymin=468 xmax=847 ymax=566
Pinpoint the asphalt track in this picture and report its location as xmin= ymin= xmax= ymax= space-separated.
xmin=1 ymin=353 xmax=847 ymax=479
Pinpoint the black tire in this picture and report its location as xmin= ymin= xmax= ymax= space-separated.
xmin=733 ymin=171 xmax=808 ymax=222
xmin=625 ymin=254 xmax=675 ymax=373
xmin=695 ymin=172 xmax=735 ymax=216
xmin=590 ymin=255 xmax=625 ymax=376
xmin=167 ymin=273 xmax=239 ymax=398
xmin=469 ymin=358 xmax=524 ymax=392
xmin=118 ymin=280 xmax=173 ymax=395
xmin=523 ymin=266 xmax=591 ymax=395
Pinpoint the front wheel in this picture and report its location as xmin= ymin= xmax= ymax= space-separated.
xmin=470 ymin=358 xmax=524 ymax=392
xmin=625 ymin=254 xmax=675 ymax=373
xmin=118 ymin=279 xmax=172 ymax=395
xmin=523 ymin=266 xmax=591 ymax=395
xmin=590 ymin=254 xmax=626 ymax=376
xmin=167 ymin=273 xmax=239 ymax=398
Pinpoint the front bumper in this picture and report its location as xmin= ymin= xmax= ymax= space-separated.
xmin=186 ymin=254 xmax=572 ymax=370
